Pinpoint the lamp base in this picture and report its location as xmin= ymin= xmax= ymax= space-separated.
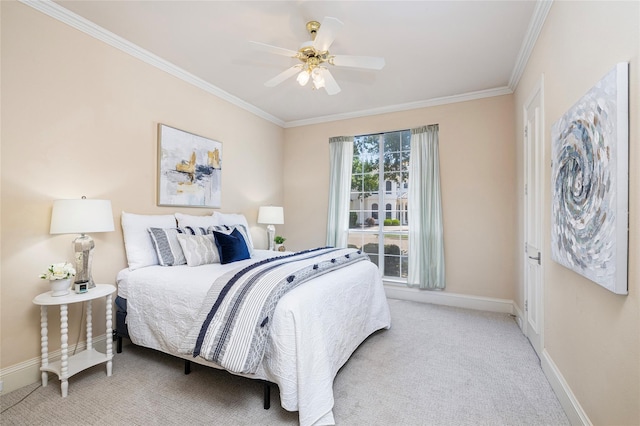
xmin=266 ymin=224 xmax=276 ymax=251
xmin=73 ymin=234 xmax=95 ymax=289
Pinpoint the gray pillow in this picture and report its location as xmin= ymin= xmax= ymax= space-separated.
xmin=176 ymin=233 xmax=220 ymax=266
xmin=147 ymin=228 xmax=187 ymax=266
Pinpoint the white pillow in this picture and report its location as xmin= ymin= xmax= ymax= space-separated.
xmin=175 ymin=212 xmax=220 ymax=230
xmin=217 ymin=213 xmax=254 ymax=248
xmin=121 ymin=212 xmax=177 ymax=270
xmin=176 ymin=233 xmax=220 ymax=266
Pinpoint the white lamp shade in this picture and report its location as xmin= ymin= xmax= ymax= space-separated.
xmin=257 ymin=206 xmax=284 ymax=225
xmin=50 ymin=199 xmax=115 ymax=234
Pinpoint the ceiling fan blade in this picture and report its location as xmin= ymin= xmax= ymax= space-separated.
xmin=313 ymin=17 xmax=343 ymax=52
xmin=331 ymin=55 xmax=386 ymax=70
xmin=321 ymin=68 xmax=341 ymax=95
xmin=249 ymin=41 xmax=299 ymax=58
xmin=264 ymin=65 xmax=301 ymax=87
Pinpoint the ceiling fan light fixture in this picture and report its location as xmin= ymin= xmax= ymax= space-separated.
xmin=312 ymin=68 xmax=325 ymax=88
xmin=296 ymin=70 xmax=310 ymax=86
xmin=252 ymin=16 xmax=384 ymax=95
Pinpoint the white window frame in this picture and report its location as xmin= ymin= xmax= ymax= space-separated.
xmin=349 ymin=130 xmax=410 ymax=280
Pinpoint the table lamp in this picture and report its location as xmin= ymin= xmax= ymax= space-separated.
xmin=49 ymin=197 xmax=114 ymax=288
xmin=257 ymin=206 xmax=284 ymax=251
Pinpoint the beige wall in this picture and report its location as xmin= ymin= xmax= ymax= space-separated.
xmin=1 ymin=2 xmax=284 ymax=370
xmin=514 ymin=2 xmax=640 ymax=424
xmin=283 ymin=95 xmax=517 ymax=301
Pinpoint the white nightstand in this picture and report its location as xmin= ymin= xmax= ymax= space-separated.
xmin=32 ymin=283 xmax=115 ymax=397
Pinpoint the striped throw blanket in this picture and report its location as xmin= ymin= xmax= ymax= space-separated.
xmin=179 ymin=247 xmax=369 ymax=374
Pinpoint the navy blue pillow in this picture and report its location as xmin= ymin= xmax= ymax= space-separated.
xmin=212 ymin=228 xmax=251 ymax=264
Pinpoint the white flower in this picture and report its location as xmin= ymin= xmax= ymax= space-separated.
xmin=39 ymin=262 xmax=76 ymax=280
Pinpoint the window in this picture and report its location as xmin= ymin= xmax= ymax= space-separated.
xmin=348 ymin=130 xmax=410 ymax=279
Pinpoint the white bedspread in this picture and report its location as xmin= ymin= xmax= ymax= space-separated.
xmin=116 ymin=249 xmax=391 ymax=426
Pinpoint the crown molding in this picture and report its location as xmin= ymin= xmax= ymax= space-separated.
xmin=283 ymin=86 xmax=513 ymax=128
xmin=508 ymin=0 xmax=553 ymax=91
xmin=19 ymin=0 xmax=285 ymax=128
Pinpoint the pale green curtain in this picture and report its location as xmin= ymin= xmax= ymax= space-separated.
xmin=408 ymin=125 xmax=445 ymax=289
xmin=326 ymin=136 xmax=354 ymax=248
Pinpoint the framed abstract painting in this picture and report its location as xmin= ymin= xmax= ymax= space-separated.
xmin=157 ymin=124 xmax=222 ymax=208
xmin=551 ymin=63 xmax=628 ymax=295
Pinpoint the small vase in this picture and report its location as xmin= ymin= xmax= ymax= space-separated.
xmin=277 ymin=245 xmax=286 ymax=252
xmin=50 ymin=279 xmax=71 ymax=297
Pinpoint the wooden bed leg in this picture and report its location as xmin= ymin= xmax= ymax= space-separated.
xmin=116 ymin=336 xmax=122 ymax=354
xmin=263 ymin=382 xmax=270 ymax=409
xmin=184 ymin=360 xmax=191 ymax=375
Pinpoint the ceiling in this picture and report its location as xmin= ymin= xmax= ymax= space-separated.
xmin=47 ymin=1 xmax=545 ymax=127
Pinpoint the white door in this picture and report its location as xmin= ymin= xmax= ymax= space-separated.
xmin=523 ymin=77 xmax=544 ymax=358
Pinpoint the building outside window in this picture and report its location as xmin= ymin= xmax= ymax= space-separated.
xmin=348 ymin=130 xmax=410 ymax=280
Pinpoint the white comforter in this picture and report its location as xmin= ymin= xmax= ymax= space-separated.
xmin=116 ymin=249 xmax=391 ymax=426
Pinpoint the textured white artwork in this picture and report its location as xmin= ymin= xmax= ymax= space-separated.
xmin=551 ymin=63 xmax=628 ymax=295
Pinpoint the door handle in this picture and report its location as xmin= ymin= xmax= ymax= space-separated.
xmin=528 ymin=251 xmax=541 ymax=265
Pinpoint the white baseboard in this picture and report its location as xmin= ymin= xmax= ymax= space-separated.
xmin=0 ymin=334 xmax=109 ymax=395
xmin=383 ymin=283 xmax=515 ymax=314
xmin=541 ymin=349 xmax=592 ymax=426
xmin=512 ymin=302 xmax=525 ymax=331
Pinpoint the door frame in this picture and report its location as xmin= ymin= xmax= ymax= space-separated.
xmin=522 ymin=75 xmax=545 ymax=355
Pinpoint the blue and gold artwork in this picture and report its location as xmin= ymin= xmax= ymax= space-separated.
xmin=158 ymin=124 xmax=222 ymax=208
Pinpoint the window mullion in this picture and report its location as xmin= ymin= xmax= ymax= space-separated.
xmin=377 ymin=134 xmax=385 ymax=277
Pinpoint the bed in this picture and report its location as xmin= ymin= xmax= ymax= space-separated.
xmin=115 ymin=212 xmax=391 ymax=426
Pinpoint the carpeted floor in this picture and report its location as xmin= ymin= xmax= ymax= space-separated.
xmin=1 ymin=299 xmax=569 ymax=425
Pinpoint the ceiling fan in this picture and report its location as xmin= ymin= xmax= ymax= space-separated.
xmin=250 ymin=17 xmax=385 ymax=95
